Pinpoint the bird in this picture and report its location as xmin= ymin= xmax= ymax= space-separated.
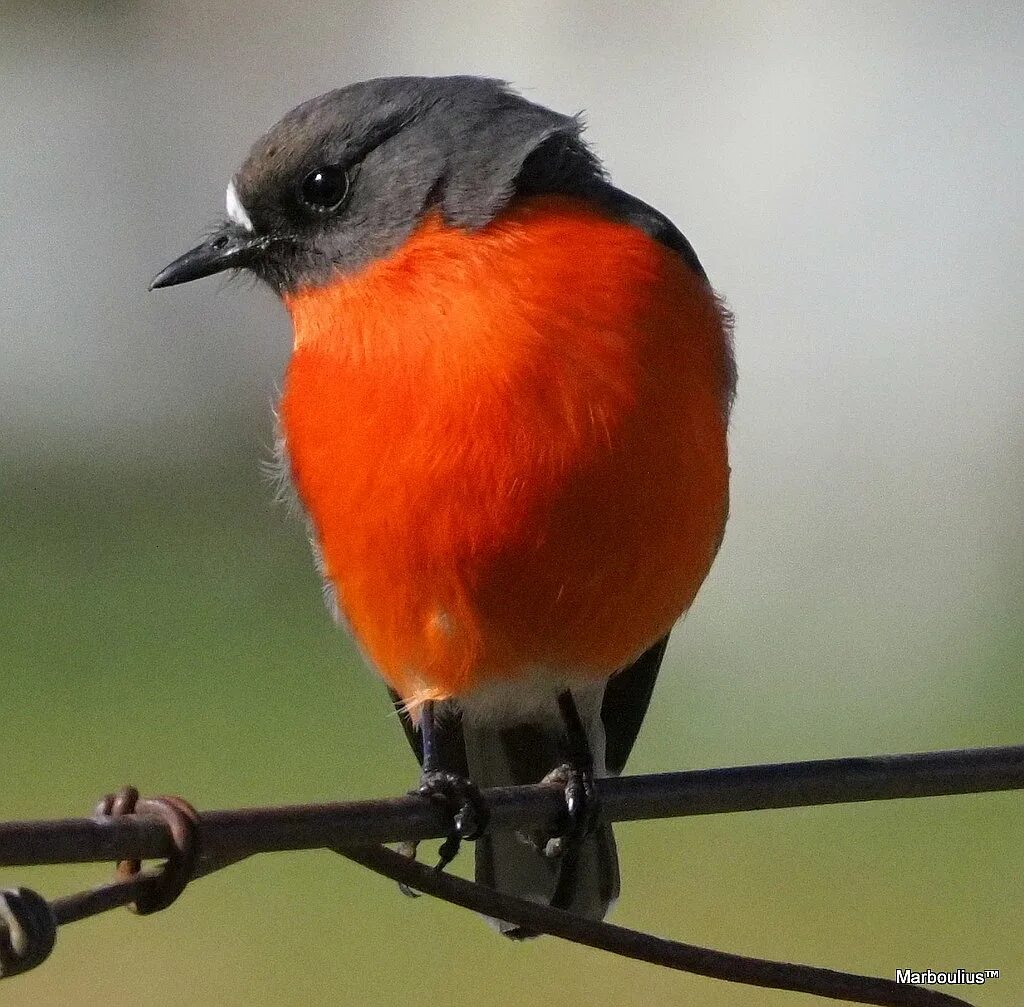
xmin=151 ymin=75 xmax=734 ymax=935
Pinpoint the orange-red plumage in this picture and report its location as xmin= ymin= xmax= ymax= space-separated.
xmin=281 ymin=195 xmax=731 ymax=707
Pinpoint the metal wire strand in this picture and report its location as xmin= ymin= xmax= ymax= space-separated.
xmin=96 ymin=787 xmax=201 ymax=915
xmin=0 ymin=888 xmax=57 ymax=979
xmin=2 ymin=744 xmax=1021 ymax=869
xmin=0 ymin=743 xmax=1019 ymax=999
xmin=336 ymin=844 xmax=973 ymax=1007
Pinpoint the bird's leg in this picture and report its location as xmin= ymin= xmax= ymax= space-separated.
xmin=415 ymin=700 xmax=489 ymax=871
xmin=543 ymin=690 xmax=602 ymax=910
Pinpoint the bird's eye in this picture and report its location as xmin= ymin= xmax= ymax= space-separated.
xmin=299 ymin=166 xmax=350 ymax=211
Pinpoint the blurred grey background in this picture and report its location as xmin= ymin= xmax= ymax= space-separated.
xmin=2 ymin=3 xmax=1022 ymax=1005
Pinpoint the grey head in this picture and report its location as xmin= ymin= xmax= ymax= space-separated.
xmin=151 ymin=76 xmax=609 ymax=294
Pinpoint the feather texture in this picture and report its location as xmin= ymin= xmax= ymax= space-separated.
xmin=280 ymin=195 xmax=731 ymax=708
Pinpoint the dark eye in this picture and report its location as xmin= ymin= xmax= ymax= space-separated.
xmin=299 ymin=166 xmax=350 ymax=211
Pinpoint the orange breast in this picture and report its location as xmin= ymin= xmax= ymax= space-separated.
xmin=280 ymin=196 xmax=733 ymax=705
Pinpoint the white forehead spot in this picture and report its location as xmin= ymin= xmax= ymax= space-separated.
xmin=226 ymin=181 xmax=253 ymax=232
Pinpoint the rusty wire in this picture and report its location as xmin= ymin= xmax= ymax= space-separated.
xmin=0 ymin=742 xmax=1021 ymax=1004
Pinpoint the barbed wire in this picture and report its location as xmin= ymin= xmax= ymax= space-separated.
xmin=1 ymin=742 xmax=1020 ymax=1005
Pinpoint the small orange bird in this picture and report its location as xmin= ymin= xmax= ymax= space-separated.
xmin=153 ymin=76 xmax=734 ymax=934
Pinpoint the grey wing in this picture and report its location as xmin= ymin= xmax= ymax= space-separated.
xmin=589 ymin=183 xmax=709 ymax=281
xmin=600 ymin=634 xmax=669 ymax=775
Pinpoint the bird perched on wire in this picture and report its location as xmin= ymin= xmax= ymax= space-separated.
xmin=152 ymin=75 xmax=734 ymax=935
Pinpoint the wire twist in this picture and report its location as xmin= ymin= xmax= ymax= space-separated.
xmin=0 ymin=887 xmax=58 ymax=978
xmin=1 ymin=743 xmax=1019 ymax=1002
xmin=95 ymin=787 xmax=200 ymax=915
xmin=0 ymin=787 xmax=202 ymax=981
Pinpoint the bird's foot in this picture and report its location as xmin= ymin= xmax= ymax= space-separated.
xmin=536 ymin=761 xmax=600 ymax=859
xmin=415 ymin=769 xmax=489 ymax=871
xmin=530 ymin=761 xmax=603 ymax=911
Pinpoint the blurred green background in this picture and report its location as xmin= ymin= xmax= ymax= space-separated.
xmin=2 ymin=2 xmax=1021 ymax=1005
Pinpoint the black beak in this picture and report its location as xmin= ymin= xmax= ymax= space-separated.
xmin=150 ymin=225 xmax=268 ymax=290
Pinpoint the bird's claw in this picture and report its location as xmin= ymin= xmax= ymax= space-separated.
xmin=537 ymin=761 xmax=604 ymax=911
xmin=415 ymin=769 xmax=489 ymax=871
xmin=536 ymin=761 xmax=600 ymax=859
